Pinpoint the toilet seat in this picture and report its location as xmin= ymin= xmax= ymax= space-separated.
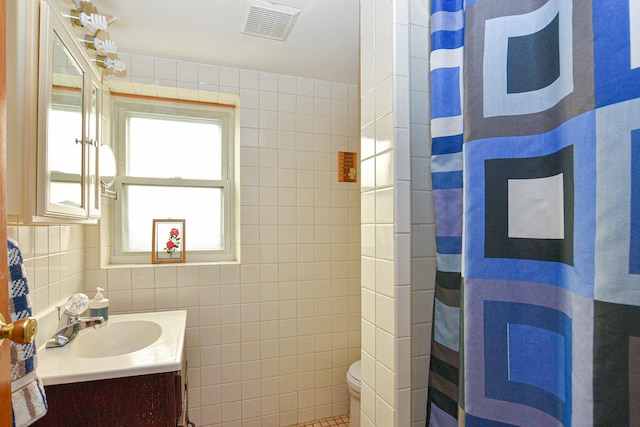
xmin=346 ymin=360 xmax=361 ymax=397
xmin=346 ymin=360 xmax=362 ymax=427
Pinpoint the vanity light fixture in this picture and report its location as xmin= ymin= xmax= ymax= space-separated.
xmin=67 ymin=2 xmax=126 ymax=73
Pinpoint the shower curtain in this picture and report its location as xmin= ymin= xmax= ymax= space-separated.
xmin=427 ymin=0 xmax=640 ymax=426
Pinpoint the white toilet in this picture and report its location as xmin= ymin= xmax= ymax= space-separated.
xmin=346 ymin=360 xmax=361 ymax=427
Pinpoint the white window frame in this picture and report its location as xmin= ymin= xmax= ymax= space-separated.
xmin=110 ymin=96 xmax=236 ymax=264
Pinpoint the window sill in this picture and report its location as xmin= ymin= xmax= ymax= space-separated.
xmin=101 ymin=259 xmax=240 ymax=269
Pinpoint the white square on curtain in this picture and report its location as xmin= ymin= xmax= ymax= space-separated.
xmin=508 ymin=174 xmax=565 ymax=239
xmin=631 ymin=0 xmax=640 ymax=69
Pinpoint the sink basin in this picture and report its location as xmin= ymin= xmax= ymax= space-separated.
xmin=72 ymin=320 xmax=162 ymax=358
xmin=36 ymin=310 xmax=187 ymax=386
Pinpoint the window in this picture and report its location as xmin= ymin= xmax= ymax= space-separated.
xmin=111 ymin=96 xmax=235 ymax=263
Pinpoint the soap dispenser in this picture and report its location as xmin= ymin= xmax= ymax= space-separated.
xmin=89 ymin=287 xmax=109 ymax=322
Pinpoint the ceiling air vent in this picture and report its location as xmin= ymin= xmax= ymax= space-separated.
xmin=241 ymin=0 xmax=301 ymax=41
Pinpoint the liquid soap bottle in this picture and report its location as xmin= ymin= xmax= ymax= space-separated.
xmin=89 ymin=287 xmax=109 ymax=322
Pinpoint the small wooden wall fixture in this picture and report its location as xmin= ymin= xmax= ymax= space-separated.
xmin=338 ymin=151 xmax=357 ymax=182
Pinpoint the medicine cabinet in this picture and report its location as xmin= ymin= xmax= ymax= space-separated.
xmin=36 ymin=0 xmax=102 ymax=221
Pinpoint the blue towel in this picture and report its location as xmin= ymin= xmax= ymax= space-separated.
xmin=8 ymin=238 xmax=47 ymax=427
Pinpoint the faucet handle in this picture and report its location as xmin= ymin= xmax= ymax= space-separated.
xmin=65 ymin=293 xmax=90 ymax=316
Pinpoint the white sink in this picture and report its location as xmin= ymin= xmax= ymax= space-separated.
xmin=72 ymin=319 xmax=163 ymax=358
xmin=36 ymin=310 xmax=187 ymax=386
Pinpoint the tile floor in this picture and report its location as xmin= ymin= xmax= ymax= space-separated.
xmin=293 ymin=414 xmax=350 ymax=427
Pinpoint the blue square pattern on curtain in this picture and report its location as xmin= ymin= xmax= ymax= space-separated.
xmin=426 ymin=0 xmax=640 ymax=426
xmin=426 ymin=0 xmax=465 ymax=424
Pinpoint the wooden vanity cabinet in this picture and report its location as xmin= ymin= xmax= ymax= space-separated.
xmin=33 ymin=370 xmax=184 ymax=427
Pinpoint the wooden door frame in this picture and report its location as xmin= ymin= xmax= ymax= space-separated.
xmin=0 ymin=0 xmax=12 ymax=423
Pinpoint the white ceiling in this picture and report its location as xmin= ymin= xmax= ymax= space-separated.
xmin=90 ymin=0 xmax=361 ymax=85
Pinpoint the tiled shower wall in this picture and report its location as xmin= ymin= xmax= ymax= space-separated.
xmin=11 ymin=55 xmax=362 ymax=426
xmin=409 ymin=0 xmax=436 ymax=426
xmin=359 ymin=0 xmax=435 ymax=426
xmin=360 ymin=0 xmax=409 ymax=424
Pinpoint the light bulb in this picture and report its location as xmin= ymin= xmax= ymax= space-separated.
xmin=71 ymin=10 xmax=108 ymax=32
xmin=85 ymin=36 xmax=117 ymax=54
xmin=96 ymin=55 xmax=126 ymax=72
xmin=97 ymin=39 xmax=117 ymax=54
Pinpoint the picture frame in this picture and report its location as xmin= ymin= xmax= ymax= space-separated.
xmin=152 ymin=219 xmax=186 ymax=264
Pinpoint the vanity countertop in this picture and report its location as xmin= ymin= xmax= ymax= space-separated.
xmin=36 ymin=310 xmax=187 ymax=386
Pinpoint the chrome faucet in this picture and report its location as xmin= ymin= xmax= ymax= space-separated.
xmin=46 ymin=293 xmax=104 ymax=348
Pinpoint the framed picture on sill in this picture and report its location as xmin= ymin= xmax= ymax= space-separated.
xmin=152 ymin=219 xmax=186 ymax=264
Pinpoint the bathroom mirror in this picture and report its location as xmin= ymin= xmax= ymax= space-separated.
xmin=37 ymin=1 xmax=104 ymax=220
xmin=48 ymin=30 xmax=84 ymax=208
xmin=99 ymin=144 xmax=116 ymax=188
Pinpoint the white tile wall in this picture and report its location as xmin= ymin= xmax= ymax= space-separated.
xmin=6 ymin=223 xmax=86 ymax=315
xmin=102 ymin=57 xmax=361 ymax=427
xmin=360 ymin=0 xmax=436 ymax=426
xmin=409 ymin=0 xmax=436 ymax=426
